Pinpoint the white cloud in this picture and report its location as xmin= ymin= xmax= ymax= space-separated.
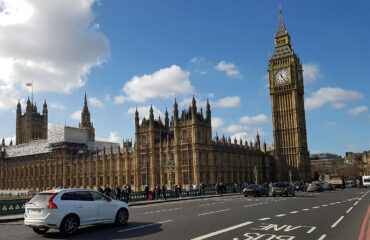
xmin=214 ymin=61 xmax=242 ymax=78
xmin=302 ymin=63 xmax=321 ymax=84
xmin=305 ymin=87 xmax=363 ymax=110
xmin=0 ymin=0 xmax=110 ymax=111
xmin=326 ymin=121 xmax=337 ymax=125
xmin=240 ymin=114 xmax=269 ymax=125
xmin=180 ymin=96 xmax=241 ymax=109
xmin=70 ymin=110 xmax=81 ymax=120
xmin=347 ymin=106 xmax=368 ymax=116
xmin=230 ymin=132 xmax=253 ymax=143
xmin=212 ymin=117 xmax=224 ymax=129
xmin=116 ymin=65 xmax=193 ymax=103
xmin=345 ymin=144 xmax=356 ymax=150
xmin=4 ymin=135 xmax=15 ymax=145
xmin=212 ymin=96 xmax=241 ymax=108
xmin=230 ymin=129 xmax=265 ymax=142
xmin=222 ymin=124 xmax=249 ymax=133
xmin=331 ymin=102 xmax=346 ymax=109
xmin=127 ymin=105 xmax=163 ymax=119
xmin=89 ymin=97 xmax=104 ymax=107
xmin=49 ymin=102 xmax=66 ymax=110
xmin=190 ymin=57 xmax=204 ymax=64
xmin=105 ymin=94 xmax=111 ymax=102
xmin=96 ymin=132 xmax=120 ymax=144
xmin=208 ymin=93 xmax=215 ymax=98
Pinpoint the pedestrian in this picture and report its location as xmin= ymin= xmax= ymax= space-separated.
xmin=233 ymin=183 xmax=237 ymax=193
xmin=97 ymin=185 xmax=104 ymax=194
xmin=126 ymin=185 xmax=132 ymax=202
xmin=178 ymin=184 xmax=182 ymax=198
xmin=200 ymin=183 xmax=205 ymax=195
xmin=174 ymin=184 xmax=178 ymax=197
xmin=215 ymin=183 xmax=219 ymax=195
xmin=193 ymin=183 xmax=198 ymax=196
xmin=186 ymin=185 xmax=190 ymax=196
xmin=104 ymin=184 xmax=112 ymax=198
xmin=219 ymin=182 xmax=223 ymax=196
xmin=144 ymin=184 xmax=150 ymax=200
xmin=114 ymin=184 xmax=121 ymax=200
xmin=162 ymin=184 xmax=167 ymax=200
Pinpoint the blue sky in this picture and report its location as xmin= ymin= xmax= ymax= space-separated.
xmin=0 ymin=0 xmax=369 ymax=156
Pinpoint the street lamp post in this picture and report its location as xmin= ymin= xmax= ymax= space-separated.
xmin=165 ymin=157 xmax=175 ymax=190
xmin=254 ymin=166 xmax=258 ymax=185
xmin=289 ymin=169 xmax=292 ymax=185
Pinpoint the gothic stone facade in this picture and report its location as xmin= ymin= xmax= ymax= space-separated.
xmin=0 ymin=97 xmax=274 ymax=191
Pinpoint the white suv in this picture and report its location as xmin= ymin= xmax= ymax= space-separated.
xmin=24 ymin=189 xmax=129 ymax=235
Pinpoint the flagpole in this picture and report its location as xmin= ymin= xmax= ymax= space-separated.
xmin=32 ymin=80 xmax=33 ymax=105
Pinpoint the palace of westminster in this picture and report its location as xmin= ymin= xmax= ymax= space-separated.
xmin=0 ymin=11 xmax=311 ymax=191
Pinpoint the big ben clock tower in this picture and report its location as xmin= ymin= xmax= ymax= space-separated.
xmin=268 ymin=9 xmax=310 ymax=181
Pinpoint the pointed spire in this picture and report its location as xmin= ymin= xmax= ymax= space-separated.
xmin=174 ymin=98 xmax=178 ymax=119
xmin=135 ymin=106 xmax=139 ymax=118
xmin=1 ymin=138 xmax=5 ymax=146
xmin=17 ymin=99 xmax=21 ymax=108
xmin=84 ymin=91 xmax=88 ymax=106
xmin=192 ymin=94 xmax=196 ymax=110
xmin=276 ymin=5 xmax=288 ymax=38
xmin=27 ymin=97 xmax=31 ymax=106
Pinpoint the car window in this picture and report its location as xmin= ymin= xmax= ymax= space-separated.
xmin=90 ymin=191 xmax=108 ymax=201
xmin=61 ymin=192 xmax=77 ymax=201
xmin=29 ymin=193 xmax=54 ymax=205
xmin=247 ymin=185 xmax=257 ymax=189
xmin=75 ymin=191 xmax=94 ymax=201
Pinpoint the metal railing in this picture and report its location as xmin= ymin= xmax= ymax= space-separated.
xmin=0 ymin=199 xmax=28 ymax=216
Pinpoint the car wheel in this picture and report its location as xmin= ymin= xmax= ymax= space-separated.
xmin=32 ymin=227 xmax=49 ymax=234
xmin=115 ymin=208 xmax=129 ymax=226
xmin=60 ymin=215 xmax=79 ymax=235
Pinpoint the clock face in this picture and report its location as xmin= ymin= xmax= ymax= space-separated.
xmin=274 ymin=69 xmax=289 ymax=84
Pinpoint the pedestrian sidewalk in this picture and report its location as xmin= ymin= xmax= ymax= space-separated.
xmin=0 ymin=193 xmax=240 ymax=223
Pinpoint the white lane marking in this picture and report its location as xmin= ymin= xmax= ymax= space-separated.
xmin=335 ymin=201 xmax=341 ymax=204
xmin=275 ymin=214 xmax=286 ymax=217
xmin=318 ymin=234 xmax=327 ymax=240
xmin=290 ymin=211 xmax=299 ymax=214
xmin=198 ymin=209 xmax=230 ymax=216
xmin=354 ymin=201 xmax=359 ymax=206
xmin=322 ymin=204 xmax=328 ymax=207
xmin=329 ymin=203 xmax=335 ymax=205
xmin=346 ymin=207 xmax=353 ymax=213
xmin=144 ymin=207 xmax=181 ymax=214
xmin=118 ymin=220 xmax=173 ymax=232
xmin=306 ymin=226 xmax=317 ymax=233
xmin=199 ymin=202 xmax=224 ymax=207
xmin=190 ymin=221 xmax=253 ymax=240
xmin=331 ymin=216 xmax=344 ymax=228
xmin=302 ymin=208 xmax=310 ymax=211
xmin=313 ymin=206 xmax=320 ymax=209
xmin=258 ymin=217 xmax=271 ymax=221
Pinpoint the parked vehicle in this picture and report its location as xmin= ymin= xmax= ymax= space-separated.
xmin=271 ymin=182 xmax=295 ymax=197
xmin=24 ymin=189 xmax=130 ymax=235
xmin=243 ymin=185 xmax=269 ymax=197
xmin=362 ymin=176 xmax=370 ymax=188
xmin=329 ymin=177 xmax=343 ymax=189
xmin=345 ymin=181 xmax=355 ymax=188
xmin=321 ymin=181 xmax=335 ymax=191
xmin=307 ymin=182 xmax=323 ymax=192
xmin=293 ymin=181 xmax=307 ymax=192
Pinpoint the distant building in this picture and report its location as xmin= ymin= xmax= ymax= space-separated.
xmin=310 ymin=153 xmax=342 ymax=178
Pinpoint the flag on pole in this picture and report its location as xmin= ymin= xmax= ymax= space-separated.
xmin=26 ymin=82 xmax=32 ymax=87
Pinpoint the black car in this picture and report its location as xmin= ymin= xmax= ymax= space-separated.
xmin=272 ymin=182 xmax=295 ymax=197
xmin=243 ymin=184 xmax=269 ymax=197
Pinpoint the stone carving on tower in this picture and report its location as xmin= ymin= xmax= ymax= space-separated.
xmin=16 ymin=98 xmax=48 ymax=145
xmin=268 ymin=8 xmax=311 ymax=181
xmin=79 ymin=92 xmax=95 ymax=141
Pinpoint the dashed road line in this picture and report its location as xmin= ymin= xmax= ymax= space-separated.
xmin=144 ymin=207 xmax=182 ymax=214
xmin=258 ymin=217 xmax=271 ymax=221
xmin=313 ymin=206 xmax=320 ymax=209
xmin=318 ymin=234 xmax=327 ymax=240
xmin=290 ymin=211 xmax=299 ymax=214
xmin=346 ymin=206 xmax=353 ymax=213
xmin=275 ymin=214 xmax=286 ymax=217
xmin=354 ymin=201 xmax=359 ymax=206
xmin=302 ymin=208 xmax=310 ymax=211
xmin=118 ymin=220 xmax=173 ymax=232
xmin=322 ymin=204 xmax=328 ymax=207
xmin=331 ymin=216 xmax=344 ymax=228
xmin=198 ymin=209 xmax=230 ymax=216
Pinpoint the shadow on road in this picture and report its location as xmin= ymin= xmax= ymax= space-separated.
xmin=41 ymin=221 xmax=163 ymax=239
